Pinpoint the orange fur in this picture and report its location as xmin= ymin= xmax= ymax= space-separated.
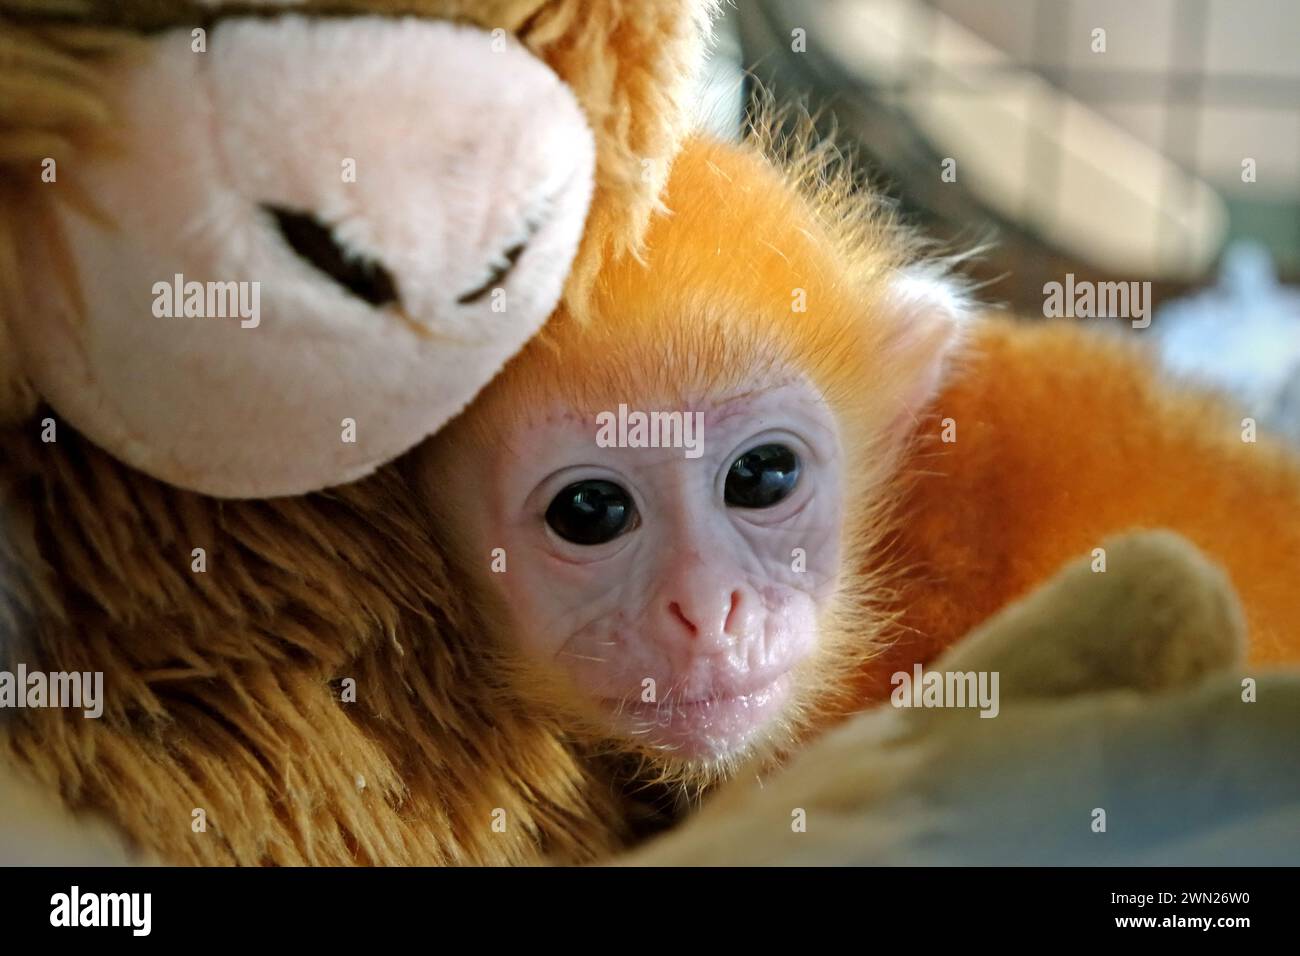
xmin=429 ymin=135 xmax=942 ymax=769
xmin=855 ymin=317 xmax=1300 ymax=702
xmin=448 ymin=133 xmax=1300 ymax=744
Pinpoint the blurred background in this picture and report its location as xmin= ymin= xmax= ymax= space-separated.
xmin=692 ymin=0 xmax=1300 ymax=442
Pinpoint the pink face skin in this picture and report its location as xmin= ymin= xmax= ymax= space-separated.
xmin=442 ymin=379 xmax=845 ymax=763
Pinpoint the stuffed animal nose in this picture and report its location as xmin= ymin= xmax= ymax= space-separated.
xmin=264 ymin=205 xmax=402 ymax=308
xmin=220 ymin=16 xmax=596 ymax=345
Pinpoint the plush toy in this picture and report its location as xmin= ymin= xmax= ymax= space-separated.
xmin=2 ymin=1 xmax=1295 ymax=870
xmin=0 ymin=0 xmax=717 ymax=865
xmin=628 ymin=531 xmax=1300 ymax=865
xmin=0 ymin=0 xmax=714 ymax=496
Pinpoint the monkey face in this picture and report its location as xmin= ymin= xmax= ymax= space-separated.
xmin=430 ymin=376 xmax=845 ymax=764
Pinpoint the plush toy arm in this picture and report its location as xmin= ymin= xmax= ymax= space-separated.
xmin=623 ymin=531 xmax=1300 ymax=865
xmin=933 ymin=528 xmax=1245 ymax=699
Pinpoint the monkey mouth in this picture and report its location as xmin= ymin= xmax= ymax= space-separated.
xmin=598 ymin=673 xmax=793 ymax=760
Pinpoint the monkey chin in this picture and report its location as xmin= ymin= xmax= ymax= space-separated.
xmin=598 ymin=672 xmax=796 ymax=766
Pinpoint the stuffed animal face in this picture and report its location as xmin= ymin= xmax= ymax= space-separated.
xmin=1 ymin=1 xmax=712 ymax=497
xmin=11 ymin=14 xmax=592 ymax=496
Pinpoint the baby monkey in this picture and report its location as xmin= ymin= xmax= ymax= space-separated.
xmin=420 ymin=134 xmax=1300 ymax=783
xmin=419 ymin=134 xmax=959 ymax=776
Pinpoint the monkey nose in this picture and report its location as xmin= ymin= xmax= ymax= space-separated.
xmin=667 ymin=590 xmax=743 ymax=643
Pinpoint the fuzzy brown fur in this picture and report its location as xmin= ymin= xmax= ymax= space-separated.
xmin=0 ymin=0 xmax=716 ymax=864
xmin=1 ymin=422 xmax=637 ymax=864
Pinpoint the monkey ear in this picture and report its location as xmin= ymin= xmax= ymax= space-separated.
xmin=880 ymin=261 xmax=975 ymax=422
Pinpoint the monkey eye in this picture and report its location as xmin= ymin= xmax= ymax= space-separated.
xmin=725 ymin=444 xmax=801 ymax=509
xmin=545 ymin=479 xmax=638 ymax=546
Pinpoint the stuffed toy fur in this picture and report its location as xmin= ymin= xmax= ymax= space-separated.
xmin=0 ymin=0 xmax=718 ymax=865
